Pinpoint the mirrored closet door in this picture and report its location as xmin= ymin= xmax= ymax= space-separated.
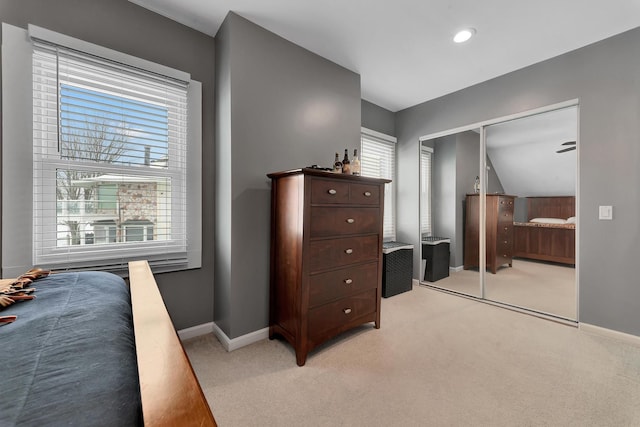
xmin=419 ymin=104 xmax=578 ymax=322
xmin=483 ymin=107 xmax=578 ymax=320
xmin=420 ymin=129 xmax=482 ymax=298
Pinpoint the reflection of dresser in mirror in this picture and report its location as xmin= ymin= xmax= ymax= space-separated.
xmin=463 ymin=194 xmax=515 ymax=274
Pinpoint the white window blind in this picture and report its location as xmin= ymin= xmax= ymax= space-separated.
xmin=420 ymin=147 xmax=433 ymax=237
xmin=360 ymin=130 xmax=396 ymax=241
xmin=32 ymin=40 xmax=189 ymax=271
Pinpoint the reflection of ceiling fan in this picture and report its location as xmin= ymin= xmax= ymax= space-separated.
xmin=556 ymin=141 xmax=576 ymax=153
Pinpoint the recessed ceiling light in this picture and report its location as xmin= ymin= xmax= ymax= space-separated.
xmin=453 ymin=28 xmax=476 ymax=43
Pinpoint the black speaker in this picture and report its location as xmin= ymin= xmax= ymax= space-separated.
xmin=422 ymin=238 xmax=450 ymax=282
xmin=382 ymin=242 xmax=414 ymax=298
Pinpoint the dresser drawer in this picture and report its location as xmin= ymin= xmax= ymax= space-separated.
xmin=499 ymin=197 xmax=514 ymax=211
xmin=309 ymin=235 xmax=379 ymax=272
xmin=499 ymin=209 xmax=513 ymax=222
xmin=310 ymin=178 xmax=350 ymax=204
xmin=497 ymin=239 xmax=513 ymax=255
xmin=499 ymin=199 xmax=514 ymax=219
xmin=349 ymin=183 xmax=380 ymax=205
xmin=310 ymin=177 xmax=381 ymax=206
xmin=497 ymin=224 xmax=513 ymax=240
xmin=309 ymin=262 xmax=378 ymax=308
xmin=496 ymin=236 xmax=512 ymax=249
xmin=308 ymin=289 xmax=377 ymax=338
xmin=499 ymin=224 xmax=512 ymax=235
xmin=310 ymin=207 xmax=380 ymax=237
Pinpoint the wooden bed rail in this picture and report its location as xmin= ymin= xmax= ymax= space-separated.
xmin=128 ymin=260 xmax=217 ymax=426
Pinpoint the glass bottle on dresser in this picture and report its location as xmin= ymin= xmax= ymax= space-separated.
xmin=333 ymin=152 xmax=343 ymax=173
xmin=342 ymin=149 xmax=351 ymax=174
xmin=352 ymin=148 xmax=360 ymax=176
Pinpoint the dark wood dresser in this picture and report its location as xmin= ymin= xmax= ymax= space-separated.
xmin=464 ymin=194 xmax=515 ymax=274
xmin=267 ymin=168 xmax=390 ymax=366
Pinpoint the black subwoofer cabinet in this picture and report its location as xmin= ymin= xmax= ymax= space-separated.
xmin=382 ymin=242 xmax=413 ymax=298
xmin=422 ymin=237 xmax=450 ymax=282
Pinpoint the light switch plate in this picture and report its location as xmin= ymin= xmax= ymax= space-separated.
xmin=599 ymin=205 xmax=613 ymax=220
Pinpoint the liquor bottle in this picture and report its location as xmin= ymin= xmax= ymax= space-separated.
xmin=352 ymin=148 xmax=361 ymax=176
xmin=333 ymin=152 xmax=343 ymax=173
xmin=342 ymin=149 xmax=351 ymax=174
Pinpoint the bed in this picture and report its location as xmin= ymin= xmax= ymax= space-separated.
xmin=513 ymin=196 xmax=575 ymax=265
xmin=0 ymin=260 xmax=216 ymax=426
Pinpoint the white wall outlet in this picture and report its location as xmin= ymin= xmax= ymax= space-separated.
xmin=599 ymin=205 xmax=613 ymax=220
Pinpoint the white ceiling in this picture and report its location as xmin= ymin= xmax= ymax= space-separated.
xmin=129 ymin=0 xmax=640 ymax=112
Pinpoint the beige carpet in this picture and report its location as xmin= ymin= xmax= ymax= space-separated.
xmin=183 ymin=286 xmax=640 ymax=426
xmin=425 ymin=259 xmax=576 ymax=320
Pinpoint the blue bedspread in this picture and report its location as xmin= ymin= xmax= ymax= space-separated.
xmin=0 ymin=272 xmax=142 ymax=426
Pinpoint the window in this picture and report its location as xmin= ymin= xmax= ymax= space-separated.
xmin=420 ymin=147 xmax=433 ymax=237
xmin=93 ymin=220 xmax=117 ymax=244
xmin=123 ymin=220 xmax=154 ymax=242
xmin=360 ymin=128 xmax=396 ymax=241
xmin=2 ymin=23 xmax=202 ymax=276
xmin=97 ymin=184 xmax=117 ymax=211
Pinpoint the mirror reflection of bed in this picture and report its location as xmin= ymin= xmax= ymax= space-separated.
xmin=427 ymin=195 xmax=577 ymax=320
xmin=484 ymin=196 xmax=576 ymax=319
xmin=513 ymin=196 xmax=575 ymax=266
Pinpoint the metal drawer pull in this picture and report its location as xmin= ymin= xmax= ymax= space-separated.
xmin=364 ymin=191 xmax=372 ymax=197
xmin=345 ymin=248 xmax=353 ymax=254
xmin=344 ymin=278 xmax=353 ymax=284
xmin=328 ymin=189 xmax=337 ymax=195
xmin=346 ymin=218 xmax=355 ymax=224
xmin=343 ymin=308 xmax=352 ymax=315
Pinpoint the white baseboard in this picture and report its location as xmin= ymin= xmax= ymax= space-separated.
xmin=450 ymin=265 xmax=464 ymax=273
xmin=178 ymin=321 xmax=271 ymax=351
xmin=212 ymin=322 xmax=270 ymax=352
xmin=177 ymin=322 xmax=214 ymax=341
xmin=412 ymin=278 xmax=420 ymax=287
xmin=580 ymin=323 xmax=640 ymax=347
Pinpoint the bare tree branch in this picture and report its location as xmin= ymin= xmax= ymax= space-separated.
xmin=57 ymin=116 xmax=129 ymax=245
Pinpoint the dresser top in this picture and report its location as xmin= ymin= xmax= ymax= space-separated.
xmin=267 ymin=168 xmax=391 ymax=184
xmin=466 ymin=193 xmax=517 ymax=198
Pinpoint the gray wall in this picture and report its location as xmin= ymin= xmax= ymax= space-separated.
xmin=454 ymin=131 xmax=481 ymax=268
xmin=214 ymin=14 xmax=232 ymax=335
xmin=362 ymin=99 xmax=396 ymax=136
xmin=514 ymin=198 xmax=528 ymax=223
xmin=485 ymin=157 xmax=505 ymax=195
xmin=214 ymin=13 xmax=361 ymax=339
xmin=397 ymin=26 xmax=640 ymax=336
xmin=432 ymin=136 xmax=456 ymax=263
xmin=0 ymin=0 xmax=216 ymax=330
